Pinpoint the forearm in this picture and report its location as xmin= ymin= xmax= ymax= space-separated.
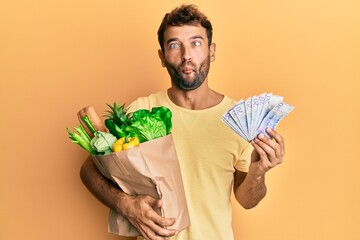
xmin=234 ymin=173 xmax=267 ymax=209
xmin=80 ymin=156 xmax=129 ymax=215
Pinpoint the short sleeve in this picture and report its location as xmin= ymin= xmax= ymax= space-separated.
xmin=234 ymin=142 xmax=253 ymax=172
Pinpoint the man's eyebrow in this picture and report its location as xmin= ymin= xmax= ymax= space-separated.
xmin=166 ymin=38 xmax=178 ymax=45
xmin=165 ymin=35 xmax=205 ymax=45
xmin=190 ymin=35 xmax=204 ymax=40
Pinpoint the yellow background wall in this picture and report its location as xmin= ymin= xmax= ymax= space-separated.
xmin=1 ymin=0 xmax=359 ymax=239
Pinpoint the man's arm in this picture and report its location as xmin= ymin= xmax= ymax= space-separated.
xmin=234 ymin=128 xmax=284 ymax=209
xmin=234 ymin=170 xmax=267 ymax=209
xmin=80 ymin=156 xmax=128 ymax=213
xmin=80 ymin=156 xmax=177 ymax=240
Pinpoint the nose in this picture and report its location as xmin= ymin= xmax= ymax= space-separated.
xmin=181 ymin=45 xmax=192 ymax=62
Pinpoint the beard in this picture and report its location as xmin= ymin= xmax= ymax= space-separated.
xmin=164 ymin=56 xmax=211 ymax=91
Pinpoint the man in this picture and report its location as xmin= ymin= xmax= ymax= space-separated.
xmin=80 ymin=4 xmax=285 ymax=240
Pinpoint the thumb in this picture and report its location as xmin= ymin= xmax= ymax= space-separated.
xmin=155 ymin=198 xmax=163 ymax=208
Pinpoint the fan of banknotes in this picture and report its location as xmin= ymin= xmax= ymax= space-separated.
xmin=221 ymin=93 xmax=294 ymax=141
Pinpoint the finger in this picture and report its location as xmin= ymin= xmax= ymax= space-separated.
xmin=153 ymin=214 xmax=176 ymax=228
xmin=149 ymin=221 xmax=178 ymax=238
xmin=266 ymin=128 xmax=285 ymax=155
xmin=155 ymin=198 xmax=163 ymax=208
xmin=251 ymin=139 xmax=276 ymax=171
xmin=254 ymin=135 xmax=277 ymax=162
xmin=136 ymin=217 xmax=175 ymax=240
xmin=142 ymin=228 xmax=168 ymax=240
xmin=144 ymin=198 xmax=176 ymax=227
xmin=143 ymin=198 xmax=177 ymax=237
xmin=137 ymin=226 xmax=152 ymax=240
xmin=141 ymin=215 xmax=176 ymax=239
xmin=251 ymin=138 xmax=269 ymax=161
xmin=145 ymin=229 xmax=169 ymax=240
xmin=258 ymin=133 xmax=283 ymax=160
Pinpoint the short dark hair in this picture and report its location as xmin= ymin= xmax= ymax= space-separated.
xmin=157 ymin=4 xmax=213 ymax=52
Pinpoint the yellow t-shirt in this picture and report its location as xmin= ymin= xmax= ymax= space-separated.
xmin=130 ymin=91 xmax=253 ymax=240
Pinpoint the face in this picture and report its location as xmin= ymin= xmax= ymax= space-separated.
xmin=158 ymin=25 xmax=216 ymax=90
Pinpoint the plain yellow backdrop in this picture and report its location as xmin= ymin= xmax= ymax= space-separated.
xmin=1 ymin=0 xmax=359 ymax=239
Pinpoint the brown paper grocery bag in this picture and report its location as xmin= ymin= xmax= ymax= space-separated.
xmin=91 ymin=134 xmax=190 ymax=237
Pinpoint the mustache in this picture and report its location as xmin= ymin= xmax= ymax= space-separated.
xmin=180 ymin=61 xmax=196 ymax=69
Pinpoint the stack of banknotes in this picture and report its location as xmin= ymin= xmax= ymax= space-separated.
xmin=222 ymin=93 xmax=294 ymax=141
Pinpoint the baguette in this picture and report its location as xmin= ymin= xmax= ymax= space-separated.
xmin=77 ymin=106 xmax=107 ymax=138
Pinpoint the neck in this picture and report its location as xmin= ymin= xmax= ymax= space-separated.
xmin=167 ymin=83 xmax=224 ymax=110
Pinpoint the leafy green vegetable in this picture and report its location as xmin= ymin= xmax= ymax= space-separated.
xmin=130 ymin=115 xmax=167 ymax=143
xmin=128 ymin=106 xmax=172 ymax=143
xmin=150 ymin=106 xmax=172 ymax=135
xmin=67 ymin=126 xmax=97 ymax=154
xmin=131 ymin=109 xmax=150 ymax=120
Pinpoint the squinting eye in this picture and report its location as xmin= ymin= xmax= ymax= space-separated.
xmin=193 ymin=41 xmax=201 ymax=47
xmin=169 ymin=43 xmax=180 ymax=49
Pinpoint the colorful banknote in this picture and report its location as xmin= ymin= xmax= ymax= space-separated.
xmin=222 ymin=93 xmax=294 ymax=141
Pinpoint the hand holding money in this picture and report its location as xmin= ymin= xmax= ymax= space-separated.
xmin=249 ymin=128 xmax=285 ymax=175
xmin=221 ymin=93 xmax=294 ymax=141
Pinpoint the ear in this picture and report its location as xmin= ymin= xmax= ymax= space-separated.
xmin=210 ymin=42 xmax=216 ymax=62
xmin=158 ymin=49 xmax=166 ymax=67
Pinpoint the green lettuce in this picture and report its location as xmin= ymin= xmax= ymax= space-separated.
xmin=129 ymin=106 xmax=172 ymax=143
